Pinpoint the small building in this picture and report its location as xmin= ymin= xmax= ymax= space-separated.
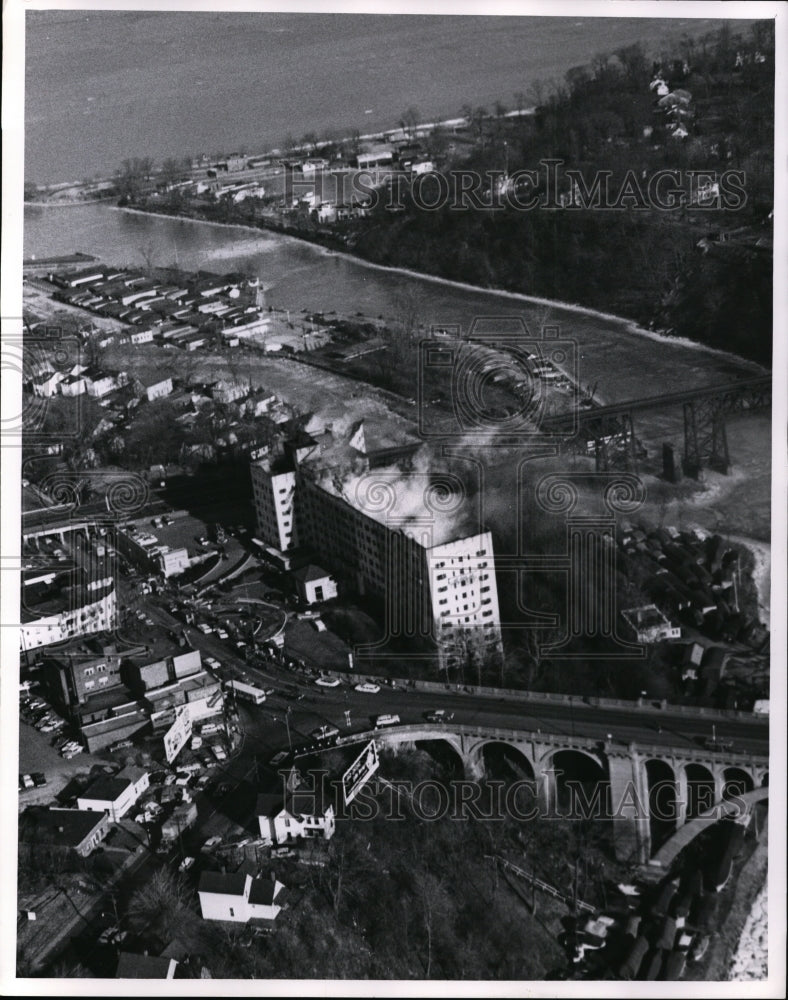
xmin=197 ymin=871 xmax=285 ymax=923
xmin=116 ymin=952 xmax=178 ymax=979
xmin=77 ymin=772 xmax=148 ymax=822
xmin=31 ymin=370 xmax=64 ymax=397
xmin=292 ymin=564 xmax=338 ymax=605
xmin=59 ymin=374 xmax=87 ymax=397
xmin=22 ymin=806 xmax=110 ymax=857
xmin=84 ymin=371 xmax=118 ymax=398
xmin=256 ymin=776 xmax=336 ymax=846
xmin=140 ymin=376 xmax=174 ymax=402
xmin=621 ymin=604 xmax=681 ymax=644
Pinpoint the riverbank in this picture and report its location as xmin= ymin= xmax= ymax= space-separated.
xmin=118 ymin=204 xmax=768 ymax=375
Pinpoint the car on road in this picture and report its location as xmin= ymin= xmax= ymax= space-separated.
xmin=315 ymin=676 xmax=341 ymax=688
xmin=269 ymin=751 xmax=289 ymax=766
xmin=424 ymin=710 xmax=455 ymax=723
xmin=311 ymin=725 xmax=340 ymax=741
xmin=354 ymin=683 xmax=381 ymax=694
xmin=204 ymin=656 xmax=221 ymax=669
xmin=374 ymin=714 xmax=401 ymax=728
xmin=178 ymin=856 xmax=196 ymax=872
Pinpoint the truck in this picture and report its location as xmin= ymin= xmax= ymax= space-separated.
xmin=228 ymin=679 xmax=267 ymax=705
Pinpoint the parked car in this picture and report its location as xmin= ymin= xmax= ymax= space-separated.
xmin=315 ymin=676 xmax=341 ymax=688
xmin=211 ymin=744 xmax=228 ymax=761
xmin=197 ymin=623 xmax=213 ymax=635
xmin=202 ymin=835 xmax=222 ymax=853
xmin=178 ymin=856 xmax=196 ymax=872
xmin=31 ymin=772 xmax=47 ymax=787
xmin=354 ymin=683 xmax=381 ymax=694
xmin=216 ymin=628 xmax=229 ymax=640
xmin=313 ymin=619 xmax=327 ymax=632
xmin=19 ymin=774 xmax=35 ymax=790
xmin=109 ymin=739 xmax=133 ymax=752
xmin=374 ymin=714 xmax=401 ymax=727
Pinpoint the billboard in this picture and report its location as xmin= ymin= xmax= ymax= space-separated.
xmin=163 ymin=704 xmax=192 ymax=764
xmin=342 ymin=740 xmax=379 ymax=805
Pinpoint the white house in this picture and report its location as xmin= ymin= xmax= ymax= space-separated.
xmin=256 ymin=778 xmax=336 ymax=845
xmin=115 ymin=764 xmax=150 ymax=800
xmin=197 ymin=871 xmax=285 ymax=924
xmin=129 ymin=328 xmax=155 ymax=345
xmin=31 ymin=370 xmax=64 ymax=397
xmin=84 ymin=371 xmax=118 ymax=398
xmin=77 ymin=771 xmax=148 ymax=821
xmin=143 ymin=376 xmax=174 ymax=402
xmin=59 ymin=374 xmax=87 ymax=397
xmin=292 ymin=564 xmax=338 ymax=605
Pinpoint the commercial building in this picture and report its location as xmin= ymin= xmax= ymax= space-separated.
xmin=77 ymin=770 xmax=149 ymax=822
xmin=21 ymin=807 xmax=110 ymax=857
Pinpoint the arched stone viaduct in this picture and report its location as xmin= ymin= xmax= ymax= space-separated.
xmin=336 ymin=724 xmax=768 ymax=864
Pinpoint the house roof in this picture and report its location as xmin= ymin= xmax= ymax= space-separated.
xmin=116 ymin=764 xmax=149 ymax=784
xmin=79 ymin=775 xmax=133 ymax=803
xmin=197 ymin=871 xmax=248 ymax=897
xmin=23 ymin=806 xmax=107 ymax=848
xmin=256 ymin=792 xmax=285 ymax=817
xmin=116 ymin=952 xmax=177 ymax=979
xmin=248 ymin=877 xmax=281 ymax=906
xmin=292 ymin=564 xmax=332 ymax=584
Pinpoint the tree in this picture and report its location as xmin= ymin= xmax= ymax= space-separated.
xmin=400 ymin=105 xmax=421 ymax=138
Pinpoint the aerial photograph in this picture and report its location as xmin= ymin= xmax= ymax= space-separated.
xmin=2 ymin=1 xmax=783 ymax=991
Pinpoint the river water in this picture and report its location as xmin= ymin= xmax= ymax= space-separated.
xmin=24 ymin=203 xmax=763 ymax=410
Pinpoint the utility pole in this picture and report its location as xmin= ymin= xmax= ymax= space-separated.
xmin=285 ymin=706 xmax=292 ymax=750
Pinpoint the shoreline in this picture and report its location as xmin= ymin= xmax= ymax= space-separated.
xmin=113 ymin=205 xmax=767 ymax=375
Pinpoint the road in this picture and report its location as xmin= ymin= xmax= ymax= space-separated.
xmin=143 ymin=596 xmax=768 ymax=762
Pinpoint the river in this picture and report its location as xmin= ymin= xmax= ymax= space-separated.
xmin=24 ymin=203 xmax=764 ymax=411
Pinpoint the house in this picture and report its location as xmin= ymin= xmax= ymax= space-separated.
xmin=116 ymin=952 xmax=178 ymax=979
xmin=77 ymin=771 xmax=149 ymax=821
xmin=244 ymin=389 xmax=277 ymax=418
xmin=21 ymin=806 xmax=110 ymax=857
xmin=256 ymin=770 xmax=336 ymax=845
xmin=621 ymin=604 xmax=681 ymax=644
xmin=292 ymin=564 xmax=338 ymax=605
xmin=59 ymin=373 xmax=87 ymax=397
xmin=140 ymin=376 xmax=173 ymax=402
xmin=31 ymin=370 xmax=64 ymax=397
xmin=84 ymin=370 xmax=118 ymax=398
xmin=197 ymin=871 xmax=285 ymax=923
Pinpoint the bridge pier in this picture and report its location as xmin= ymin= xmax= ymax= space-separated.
xmin=675 ymin=767 xmax=689 ymax=828
xmin=608 ymin=750 xmax=651 ymax=865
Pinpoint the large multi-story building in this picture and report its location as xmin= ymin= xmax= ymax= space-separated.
xmin=250 ymin=432 xmax=503 ymax=672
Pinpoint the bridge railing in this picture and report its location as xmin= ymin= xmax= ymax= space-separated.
xmin=311 ymin=668 xmax=767 ymax=725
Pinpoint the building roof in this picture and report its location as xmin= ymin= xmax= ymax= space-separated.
xmin=23 ymin=807 xmax=107 ymax=848
xmin=292 ymin=563 xmax=332 ymax=584
xmin=116 ymin=952 xmax=177 ymax=979
xmin=197 ymin=871 xmax=249 ymax=897
xmin=79 ymin=775 xmax=133 ymax=803
xmin=248 ymin=877 xmax=281 ymax=906
xmin=116 ymin=764 xmax=149 ymax=784
xmin=256 ymin=792 xmax=285 ymax=817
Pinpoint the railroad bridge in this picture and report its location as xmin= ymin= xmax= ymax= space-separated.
xmin=336 ymin=723 xmax=768 ymax=865
xmin=540 ymin=376 xmax=771 ymax=476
